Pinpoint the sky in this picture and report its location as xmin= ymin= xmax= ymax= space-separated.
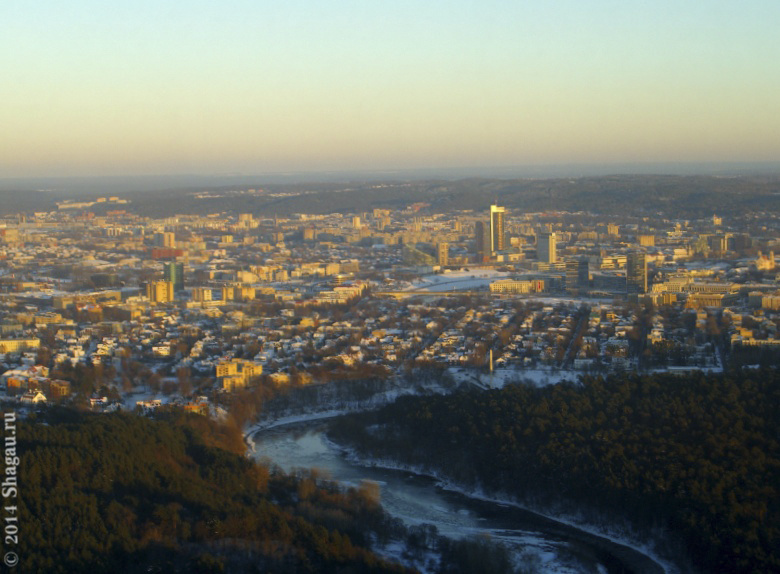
xmin=1 ymin=1 xmax=779 ymax=178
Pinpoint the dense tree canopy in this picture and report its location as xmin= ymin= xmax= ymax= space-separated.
xmin=12 ymin=408 xmax=413 ymax=574
xmin=329 ymin=369 xmax=780 ymax=574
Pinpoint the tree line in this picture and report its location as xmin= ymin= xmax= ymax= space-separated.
xmin=12 ymin=406 xmax=531 ymax=574
xmin=328 ymin=369 xmax=780 ymax=573
xmin=13 ymin=408 xmax=414 ymax=574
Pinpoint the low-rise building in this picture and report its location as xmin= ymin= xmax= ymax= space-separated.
xmin=216 ymin=358 xmax=263 ymax=391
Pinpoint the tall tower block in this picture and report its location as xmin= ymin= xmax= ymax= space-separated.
xmin=490 ymin=205 xmax=506 ymax=253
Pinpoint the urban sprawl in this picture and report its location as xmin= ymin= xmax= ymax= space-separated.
xmin=2 ymin=195 xmax=779 ymax=414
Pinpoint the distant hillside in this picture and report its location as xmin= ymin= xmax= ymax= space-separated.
xmin=2 ymin=174 xmax=780 ymax=218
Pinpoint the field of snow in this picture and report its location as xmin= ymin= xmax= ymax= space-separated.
xmin=407 ymin=269 xmax=511 ymax=292
xmin=448 ymin=367 xmax=582 ymax=389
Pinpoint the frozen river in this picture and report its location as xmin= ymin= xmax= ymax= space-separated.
xmin=250 ymin=419 xmax=668 ymax=574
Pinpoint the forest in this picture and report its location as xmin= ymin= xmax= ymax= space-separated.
xmin=328 ymin=368 xmax=780 ymax=574
xmin=8 ymin=407 xmax=531 ymax=574
xmin=9 ymin=407 xmax=418 ymax=574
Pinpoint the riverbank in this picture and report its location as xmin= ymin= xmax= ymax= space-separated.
xmin=243 ymin=378 xmax=458 ymax=450
xmin=326 ymin=436 xmax=678 ymax=574
xmin=248 ymin=415 xmax=680 ymax=574
xmin=246 ymin=408 xmax=349 ymax=448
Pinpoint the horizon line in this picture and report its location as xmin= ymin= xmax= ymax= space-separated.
xmin=3 ymin=159 xmax=780 ymax=184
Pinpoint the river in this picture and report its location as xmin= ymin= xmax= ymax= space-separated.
xmin=250 ymin=419 xmax=668 ymax=574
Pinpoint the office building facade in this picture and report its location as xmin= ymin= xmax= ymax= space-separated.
xmin=147 ymin=280 xmax=174 ymax=304
xmin=490 ymin=205 xmax=506 ymax=253
xmin=438 ymin=242 xmax=449 ymax=267
xmin=626 ymin=252 xmax=647 ymax=294
xmin=475 ymin=221 xmax=490 ymax=259
xmin=153 ymin=232 xmax=175 ymax=248
xmin=566 ymin=258 xmax=589 ymax=294
xmin=537 ymin=231 xmax=557 ymax=264
xmin=163 ymin=262 xmax=184 ymax=292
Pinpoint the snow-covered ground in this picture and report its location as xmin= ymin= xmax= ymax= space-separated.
xmin=448 ymin=366 xmax=582 ymax=389
xmin=120 ymin=390 xmax=174 ymax=411
xmin=407 ymin=269 xmax=511 ymax=292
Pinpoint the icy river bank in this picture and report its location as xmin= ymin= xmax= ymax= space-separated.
xmin=249 ymin=418 xmax=673 ymax=574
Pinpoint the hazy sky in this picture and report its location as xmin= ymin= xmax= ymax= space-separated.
xmin=2 ymin=1 xmax=779 ymax=177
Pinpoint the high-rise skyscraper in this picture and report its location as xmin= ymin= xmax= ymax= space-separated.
xmin=626 ymin=252 xmax=647 ymax=294
xmin=490 ymin=205 xmax=506 ymax=253
xmin=163 ymin=262 xmax=185 ymax=292
xmin=475 ymin=221 xmax=490 ymax=259
xmin=537 ymin=232 xmax=557 ymax=264
xmin=577 ymin=258 xmax=589 ymax=287
xmin=438 ymin=242 xmax=449 ymax=267
xmin=566 ymin=257 xmax=589 ymax=294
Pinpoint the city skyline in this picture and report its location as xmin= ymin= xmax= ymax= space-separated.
xmin=1 ymin=165 xmax=779 ymax=573
xmin=2 ymin=1 xmax=779 ymax=178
